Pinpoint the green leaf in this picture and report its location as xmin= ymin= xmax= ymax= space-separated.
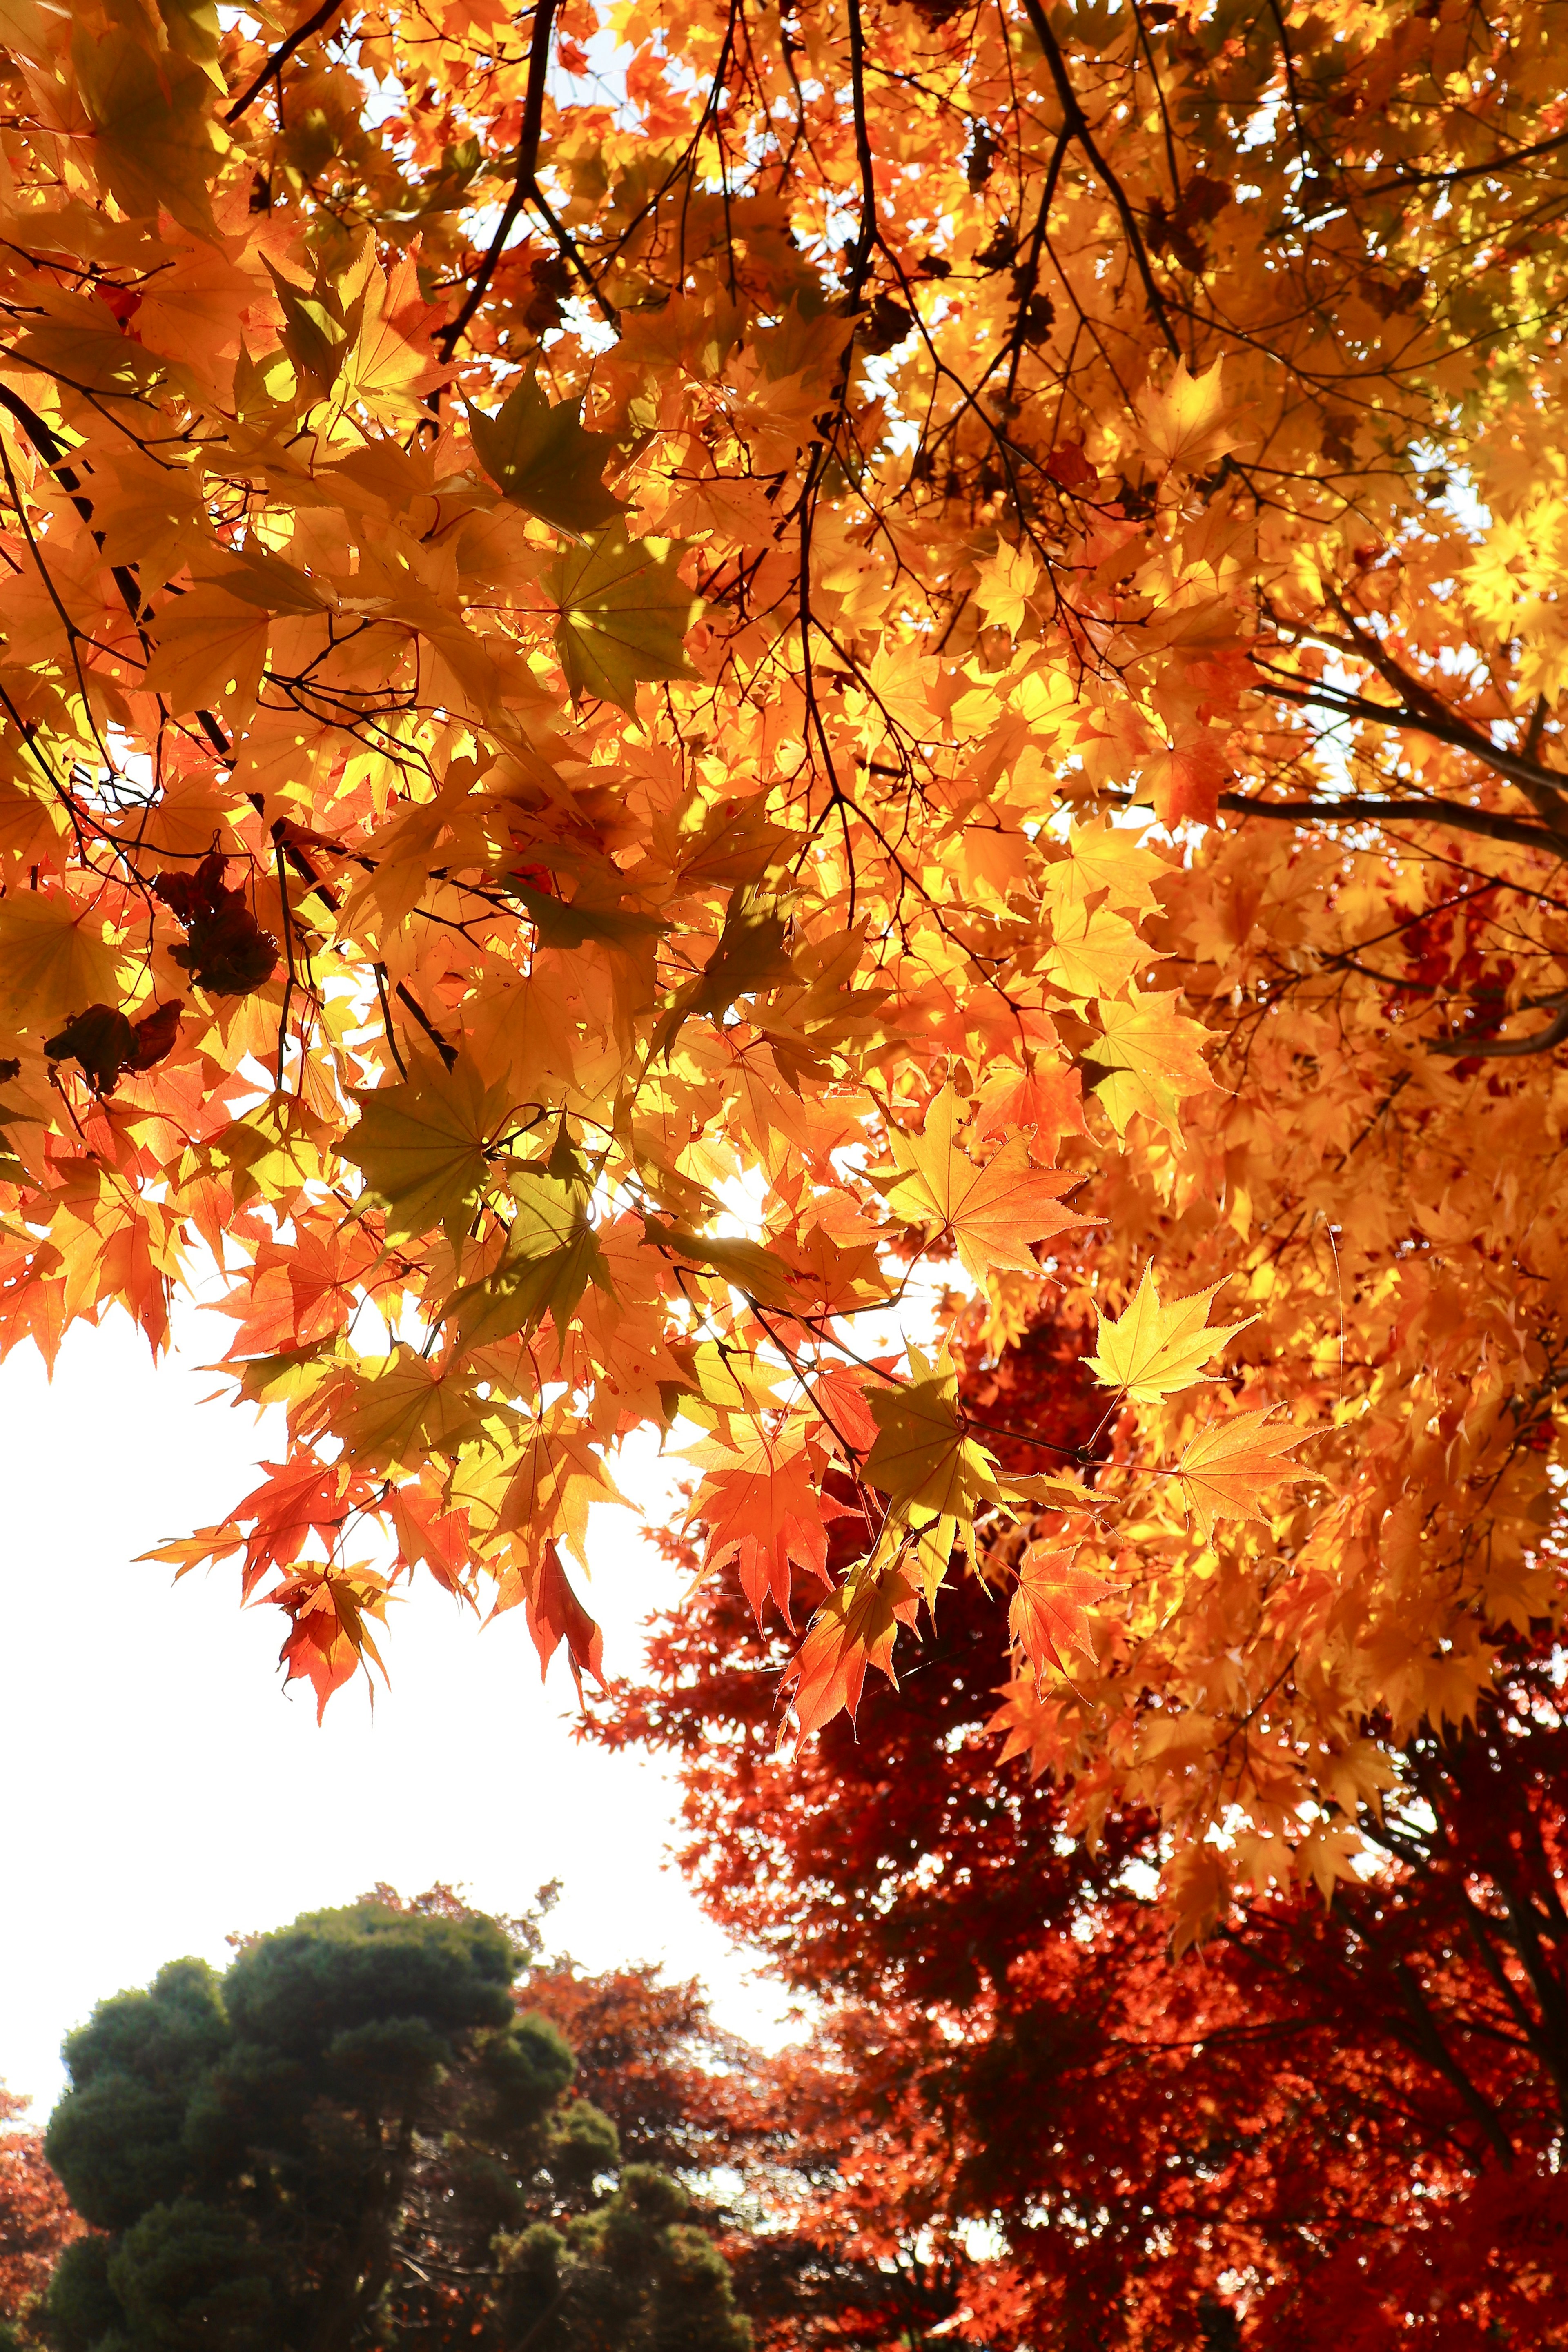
xmin=546 ymin=523 xmax=698 ymax=712
xmin=655 ymin=894 xmax=793 ymax=1057
xmin=263 ymin=261 xmax=354 ymax=402
xmin=641 ymin=1216 xmax=797 ymax=1311
xmin=467 ymin=375 xmax=624 ymax=539
xmin=508 ymin=881 xmax=667 ymax=954
xmin=446 ymin=1166 xmax=609 ymax=1348
xmin=862 ymin=1347 xmax=1004 ymax=1528
xmin=342 ymin=1053 xmax=514 ymax=1252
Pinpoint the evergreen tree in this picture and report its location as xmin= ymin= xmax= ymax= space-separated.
xmin=40 ymin=1900 xmax=750 ymax=2352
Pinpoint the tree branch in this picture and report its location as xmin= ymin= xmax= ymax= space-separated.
xmin=1430 ymin=1001 xmax=1568 ymax=1059
xmin=1018 ymin=0 xmax=1181 ymax=358
xmin=1359 ymin=124 xmax=1568 ymax=196
xmin=1134 ymin=788 xmax=1561 ymax=856
xmin=842 ymin=0 xmax=878 ymax=311
xmin=437 ymin=0 xmax=616 ymax=358
xmin=1258 ymin=671 xmax=1568 ymax=807
xmin=225 ymin=0 xmax=345 ymax=123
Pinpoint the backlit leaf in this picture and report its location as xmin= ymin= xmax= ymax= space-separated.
xmin=546 ymin=524 xmax=698 ymax=710
xmin=1087 ymin=1263 xmax=1255 ymax=1401
xmin=468 ymin=375 xmax=623 ymax=539
xmin=884 ymin=1086 xmax=1091 ymax=1283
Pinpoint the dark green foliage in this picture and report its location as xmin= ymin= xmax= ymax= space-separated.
xmin=497 ymin=2167 xmax=739 ymax=2352
xmin=38 ymin=1899 xmax=751 ymax=2352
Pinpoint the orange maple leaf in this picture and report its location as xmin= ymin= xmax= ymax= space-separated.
xmin=783 ymin=1564 xmax=921 ymax=1739
xmin=526 ymin=1539 xmax=605 ymax=1696
xmin=688 ymin=1423 xmax=833 ymax=1627
xmin=1008 ymin=1541 xmax=1109 ymax=1677
xmin=1174 ymin=1409 xmax=1312 ymax=1537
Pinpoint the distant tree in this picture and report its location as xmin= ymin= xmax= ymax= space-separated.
xmin=598 ymin=1301 xmax=1568 ymax=2349
xmin=0 ymin=2090 xmax=79 ymax=2350
xmin=39 ymin=1897 xmax=751 ymax=2352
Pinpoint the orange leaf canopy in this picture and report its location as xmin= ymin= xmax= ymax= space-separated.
xmin=0 ymin=0 xmax=1564 ymax=1910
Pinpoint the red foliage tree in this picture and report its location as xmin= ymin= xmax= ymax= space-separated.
xmin=597 ymin=1308 xmax=1568 ymax=2349
xmin=0 ymin=2089 xmax=81 ymax=2343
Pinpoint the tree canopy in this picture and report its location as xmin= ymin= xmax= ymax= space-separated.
xmin=38 ymin=1893 xmax=753 ymax=2352
xmin=603 ymin=1311 xmax=1568 ymax=2346
xmin=0 ymin=0 xmax=1566 ymax=1924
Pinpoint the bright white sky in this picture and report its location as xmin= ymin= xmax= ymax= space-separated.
xmin=0 ymin=1306 xmax=798 ymax=2123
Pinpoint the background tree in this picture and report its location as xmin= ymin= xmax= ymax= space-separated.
xmin=38 ymin=1896 xmax=751 ymax=2352
xmin=0 ymin=2090 xmax=79 ymax=2352
xmin=599 ymin=1303 xmax=1568 ymax=2348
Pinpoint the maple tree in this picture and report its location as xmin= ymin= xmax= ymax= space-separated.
xmin=0 ymin=0 xmax=1566 ymax=1922
xmin=36 ymin=1891 xmax=753 ymax=2352
xmin=0 ymin=2089 xmax=80 ymax=2351
xmin=604 ymin=1345 xmax=1568 ymax=2348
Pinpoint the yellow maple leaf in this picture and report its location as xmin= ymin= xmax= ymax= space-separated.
xmin=1086 ymin=1262 xmax=1255 ymax=1400
xmin=0 ymin=898 xmax=122 ymax=1036
xmin=1090 ymin=988 xmax=1214 ymax=1137
xmin=1134 ymin=357 xmax=1240 ymax=476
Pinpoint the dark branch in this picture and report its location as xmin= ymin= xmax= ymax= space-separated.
xmin=1430 ymin=1002 xmax=1568 ymax=1060
xmin=1110 ymin=788 xmax=1562 ymax=856
xmin=437 ymin=0 xmax=616 ymax=358
xmin=1359 ymin=124 xmax=1568 ymax=196
xmin=225 ymin=0 xmax=345 ymax=123
xmin=842 ymin=0 xmax=878 ymax=311
xmin=1260 ymin=670 xmax=1568 ymax=805
xmin=1018 ymin=0 xmax=1182 ymax=358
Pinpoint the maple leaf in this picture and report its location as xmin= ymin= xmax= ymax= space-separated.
xmin=1008 ymin=1541 xmax=1109 ymax=1677
xmin=687 ymin=1420 xmax=831 ymax=1627
xmin=1088 ymin=989 xmax=1214 ymax=1136
xmin=329 ymin=1350 xmax=486 ymax=1475
xmin=1086 ymin=1263 xmax=1255 ymax=1401
xmin=343 ymin=1055 xmax=514 ymax=1252
xmin=546 ymin=523 xmax=698 ymax=710
xmin=73 ymin=31 xmax=226 ymax=232
xmin=811 ymin=1362 xmax=884 ymax=1456
xmin=1135 ymin=357 xmax=1239 ymax=476
xmin=1144 ymin=732 xmax=1230 ymax=830
xmin=883 ymin=1086 xmax=1092 ymax=1283
xmin=507 ymin=881 xmax=667 ymax=955
xmin=270 ymin=1564 xmax=391 ymax=1721
xmin=467 ymin=375 xmax=624 ymax=539
xmin=142 ymin=588 xmax=269 ymax=717
xmin=862 ymin=1348 xmax=1004 ymax=1540
xmin=655 ymin=894 xmax=793 ymax=1056
xmin=446 ymin=1162 xmax=609 ymax=1347
xmin=1174 ymin=1409 xmax=1312 ymax=1537
xmin=525 ymin=1538 xmax=605 ymax=1696
xmin=642 ymin=1214 xmax=799 ymax=1309
xmin=972 ymin=1058 xmax=1087 ymax=1156
xmin=782 ymin=1561 xmax=921 ymax=1739
xmin=0 ymin=900 xmax=121 ymax=1037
